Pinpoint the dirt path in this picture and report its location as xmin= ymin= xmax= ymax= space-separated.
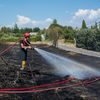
xmin=57 ymin=43 xmax=100 ymax=58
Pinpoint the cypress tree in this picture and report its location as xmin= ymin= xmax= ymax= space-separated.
xmin=82 ymin=19 xmax=87 ymax=29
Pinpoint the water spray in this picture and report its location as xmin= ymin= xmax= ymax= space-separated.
xmin=35 ymin=48 xmax=100 ymax=79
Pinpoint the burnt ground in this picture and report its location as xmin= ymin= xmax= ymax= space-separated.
xmin=0 ymin=43 xmax=100 ymax=100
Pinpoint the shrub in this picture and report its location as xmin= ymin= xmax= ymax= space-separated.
xmin=31 ymin=35 xmax=41 ymax=42
xmin=76 ymin=29 xmax=100 ymax=51
xmin=0 ymin=33 xmax=19 ymax=42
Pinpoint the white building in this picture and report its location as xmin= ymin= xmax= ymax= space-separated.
xmin=30 ymin=32 xmax=38 ymax=36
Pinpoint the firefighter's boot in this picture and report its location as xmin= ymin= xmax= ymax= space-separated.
xmin=20 ymin=60 xmax=26 ymax=70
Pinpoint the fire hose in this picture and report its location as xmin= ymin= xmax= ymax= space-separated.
xmin=0 ymin=77 xmax=99 ymax=94
xmin=0 ymin=77 xmax=74 ymax=91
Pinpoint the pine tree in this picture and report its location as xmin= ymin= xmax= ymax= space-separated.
xmin=82 ymin=19 xmax=87 ymax=29
xmin=13 ymin=23 xmax=19 ymax=33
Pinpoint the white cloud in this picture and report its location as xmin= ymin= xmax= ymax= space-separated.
xmin=16 ymin=15 xmax=53 ymax=28
xmin=32 ymin=20 xmax=37 ymax=24
xmin=17 ymin=15 xmax=31 ymax=25
xmin=31 ymin=18 xmax=53 ymax=25
xmin=70 ymin=8 xmax=100 ymax=27
xmin=74 ymin=9 xmax=89 ymax=17
xmin=45 ymin=18 xmax=53 ymax=22
xmin=31 ymin=18 xmax=53 ymax=28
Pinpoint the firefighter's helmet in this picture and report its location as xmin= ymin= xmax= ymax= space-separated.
xmin=24 ymin=32 xmax=30 ymax=38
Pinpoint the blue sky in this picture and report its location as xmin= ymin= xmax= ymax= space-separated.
xmin=0 ymin=0 xmax=100 ymax=28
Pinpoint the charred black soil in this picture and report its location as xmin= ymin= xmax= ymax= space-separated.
xmin=0 ymin=43 xmax=100 ymax=100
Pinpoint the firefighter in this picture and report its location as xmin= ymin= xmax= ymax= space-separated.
xmin=20 ymin=32 xmax=32 ymax=70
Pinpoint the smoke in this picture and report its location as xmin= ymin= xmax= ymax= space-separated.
xmin=35 ymin=48 xmax=100 ymax=79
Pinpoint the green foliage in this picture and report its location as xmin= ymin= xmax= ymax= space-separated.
xmin=13 ymin=23 xmax=19 ymax=33
xmin=62 ymin=26 xmax=75 ymax=41
xmin=76 ymin=29 xmax=100 ymax=51
xmin=0 ymin=33 xmax=18 ymax=42
xmin=53 ymin=19 xmax=57 ymax=24
xmin=0 ymin=27 xmax=12 ymax=33
xmin=82 ymin=19 xmax=87 ymax=29
xmin=19 ymin=27 xmax=33 ymax=34
xmin=0 ymin=33 xmax=4 ymax=37
xmin=76 ymin=30 xmax=87 ymax=48
xmin=31 ymin=35 xmax=41 ymax=42
xmin=15 ymin=33 xmax=23 ymax=37
xmin=36 ymin=35 xmax=41 ymax=41
xmin=33 ymin=27 xmax=40 ymax=32
xmin=47 ymin=21 xmax=63 ymax=46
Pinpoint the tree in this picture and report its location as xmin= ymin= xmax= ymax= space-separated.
xmin=76 ymin=29 xmax=100 ymax=51
xmin=33 ymin=27 xmax=40 ymax=32
xmin=62 ymin=26 xmax=75 ymax=42
xmin=82 ymin=19 xmax=87 ymax=29
xmin=94 ymin=22 xmax=98 ymax=29
xmin=53 ymin=19 xmax=57 ymax=24
xmin=24 ymin=28 xmax=32 ymax=33
xmin=0 ymin=26 xmax=12 ymax=33
xmin=47 ymin=20 xmax=62 ymax=47
xmin=13 ymin=24 xmax=19 ymax=34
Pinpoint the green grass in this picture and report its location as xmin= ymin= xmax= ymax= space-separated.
xmin=0 ymin=34 xmax=19 ymax=42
